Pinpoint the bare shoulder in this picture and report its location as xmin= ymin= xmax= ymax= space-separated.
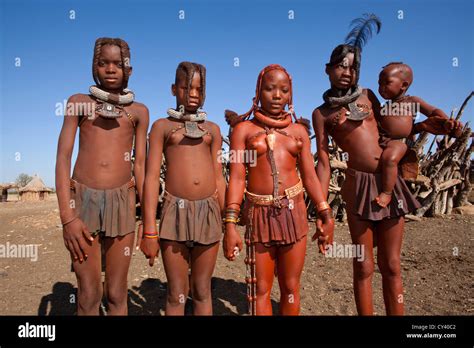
xmin=288 ymin=122 xmax=310 ymax=139
xmin=150 ymin=117 xmax=170 ymax=135
xmin=204 ymin=120 xmax=222 ymax=134
xmin=312 ymin=104 xmax=327 ymax=118
xmin=130 ymin=101 xmax=149 ymax=119
xmin=233 ymin=119 xmax=254 ymax=133
xmin=406 ymin=95 xmax=423 ymax=103
xmin=64 ymin=94 xmax=94 ymax=118
xmin=229 ymin=120 xmax=255 ymax=143
xmin=363 ymin=88 xmax=378 ymax=103
xmin=313 ymin=104 xmax=333 ymax=124
xmin=361 ymin=88 xmax=372 ymax=98
xmin=68 ymin=93 xmax=92 ymax=103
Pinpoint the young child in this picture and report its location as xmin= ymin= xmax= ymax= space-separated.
xmin=55 ymin=38 xmax=149 ymax=315
xmin=376 ymin=62 xmax=463 ymax=207
xmin=141 ymin=62 xmax=226 ymax=315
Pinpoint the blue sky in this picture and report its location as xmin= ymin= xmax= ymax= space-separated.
xmin=1 ymin=0 xmax=473 ymax=187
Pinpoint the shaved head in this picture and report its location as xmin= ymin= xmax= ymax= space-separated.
xmin=381 ymin=62 xmax=413 ymax=86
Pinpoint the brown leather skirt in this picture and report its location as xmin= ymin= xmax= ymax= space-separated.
xmin=159 ymin=190 xmax=222 ymax=245
xmin=242 ymin=192 xmax=308 ymax=246
xmin=70 ymin=177 xmax=136 ymax=237
xmin=341 ymin=168 xmax=421 ymax=221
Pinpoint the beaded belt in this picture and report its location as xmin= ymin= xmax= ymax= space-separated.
xmin=245 ymin=179 xmax=304 ymax=206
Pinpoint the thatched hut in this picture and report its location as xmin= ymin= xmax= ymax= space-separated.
xmin=19 ymin=175 xmax=52 ymax=201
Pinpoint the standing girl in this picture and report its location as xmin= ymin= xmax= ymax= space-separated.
xmin=56 ymin=38 xmax=149 ymax=315
xmin=223 ymin=64 xmax=334 ymax=315
xmin=141 ymin=62 xmax=226 ymax=315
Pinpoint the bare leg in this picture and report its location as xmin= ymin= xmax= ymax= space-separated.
xmin=254 ymin=243 xmax=277 ymax=315
xmin=376 ymin=141 xmax=408 ymax=208
xmin=103 ymin=232 xmax=135 ymax=315
xmin=347 ymin=212 xmax=376 ymax=315
xmin=189 ymin=242 xmax=219 ymax=315
xmin=376 ymin=216 xmax=405 ymax=315
xmin=71 ymin=235 xmax=102 ymax=315
xmin=161 ymin=240 xmax=190 ymax=316
xmin=276 ymin=236 xmax=307 ymax=315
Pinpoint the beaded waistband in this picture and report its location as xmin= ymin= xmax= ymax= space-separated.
xmin=245 ymin=179 xmax=304 ymax=206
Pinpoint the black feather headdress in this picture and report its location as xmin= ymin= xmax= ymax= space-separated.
xmin=345 ymin=13 xmax=382 ymax=51
xmin=322 ymin=14 xmax=382 ymax=119
xmin=326 ymin=13 xmax=382 ymax=85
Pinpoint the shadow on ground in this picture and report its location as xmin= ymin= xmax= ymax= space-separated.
xmin=38 ymin=277 xmax=278 ymax=315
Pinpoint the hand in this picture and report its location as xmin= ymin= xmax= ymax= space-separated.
xmin=63 ymin=217 xmax=94 ymax=263
xmin=312 ymin=209 xmax=335 ymax=254
xmin=223 ymin=223 xmax=243 ymax=261
xmin=140 ymin=235 xmax=160 ymax=266
xmin=415 ymin=115 xmax=462 ymax=136
xmin=443 ymin=118 xmax=463 ymax=138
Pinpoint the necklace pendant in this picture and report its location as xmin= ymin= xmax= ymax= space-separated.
xmin=96 ymin=102 xmax=122 ymax=119
xmin=266 ymin=132 xmax=276 ymax=151
xmin=184 ymin=121 xmax=206 ymax=138
xmin=346 ymin=102 xmax=370 ymax=121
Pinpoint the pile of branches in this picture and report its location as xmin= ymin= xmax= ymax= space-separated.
xmin=411 ymin=93 xmax=473 ymax=217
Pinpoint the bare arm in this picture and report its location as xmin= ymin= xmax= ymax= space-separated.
xmin=55 ymin=94 xmax=93 ymax=262
xmin=411 ymin=96 xmax=463 ymax=135
xmin=313 ymin=108 xmax=331 ymax=199
xmin=142 ymin=120 xmax=164 ymax=235
xmin=209 ymin=123 xmax=226 ymax=214
xmin=366 ymin=88 xmax=382 ymax=122
xmin=411 ymin=96 xmax=448 ymax=118
xmin=222 ymin=122 xmax=246 ymax=261
xmin=225 ymin=122 xmax=247 ymax=211
xmin=133 ymin=104 xmax=150 ymax=210
xmin=55 ymin=95 xmax=80 ymax=223
xmin=297 ymin=125 xmax=327 ymax=205
xmin=299 ymin=122 xmax=335 ymax=254
xmin=140 ymin=119 xmax=164 ymax=265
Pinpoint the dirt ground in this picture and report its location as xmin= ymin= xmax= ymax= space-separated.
xmin=0 ymin=197 xmax=472 ymax=316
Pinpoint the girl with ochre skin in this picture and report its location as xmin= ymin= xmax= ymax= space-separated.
xmin=313 ymin=45 xmax=412 ymax=315
xmin=314 ymin=47 xmax=463 ymax=316
xmin=224 ymin=64 xmax=335 ymax=316
xmin=313 ymin=44 xmax=425 ymax=316
xmin=56 ymin=38 xmax=149 ymax=315
xmin=141 ymin=62 xmax=226 ymax=316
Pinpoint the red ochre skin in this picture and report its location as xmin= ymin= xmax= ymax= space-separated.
xmin=375 ymin=63 xmax=463 ymax=207
xmin=56 ymin=41 xmax=149 ymax=315
xmin=313 ymin=54 xmax=463 ymax=316
xmin=314 ymin=51 xmax=405 ymax=316
xmin=224 ymin=67 xmax=335 ymax=315
xmin=142 ymin=63 xmax=226 ymax=315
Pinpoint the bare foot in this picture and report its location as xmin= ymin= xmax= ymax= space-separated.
xmin=375 ymin=191 xmax=392 ymax=208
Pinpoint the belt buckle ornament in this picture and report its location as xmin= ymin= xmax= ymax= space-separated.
xmin=284 ymin=180 xmax=303 ymax=198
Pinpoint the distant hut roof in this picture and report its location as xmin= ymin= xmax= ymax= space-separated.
xmin=19 ymin=175 xmax=52 ymax=192
xmin=0 ymin=183 xmax=18 ymax=190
